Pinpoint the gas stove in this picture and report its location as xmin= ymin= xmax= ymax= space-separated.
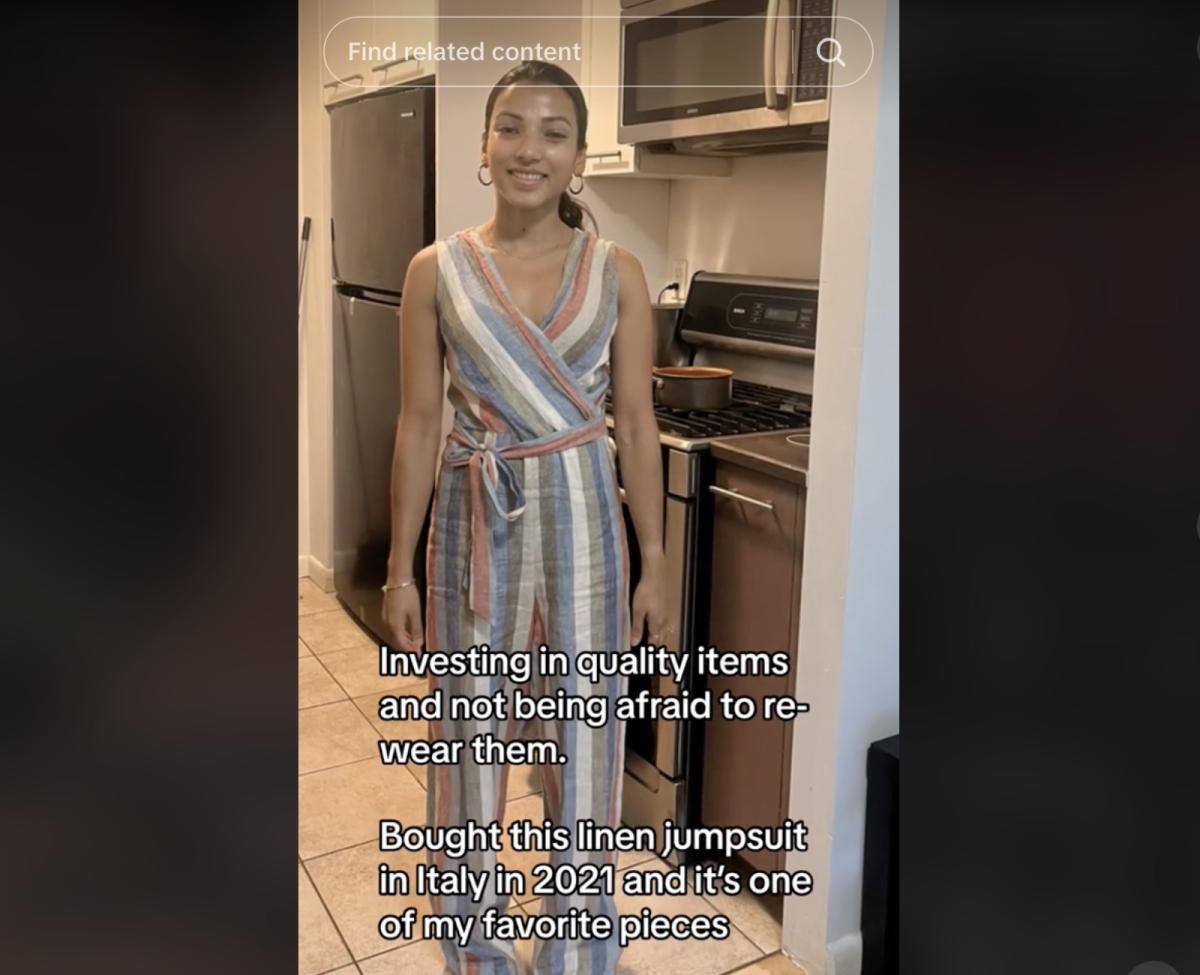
xmin=610 ymin=270 xmax=819 ymax=860
xmin=604 ymin=378 xmax=812 ymax=451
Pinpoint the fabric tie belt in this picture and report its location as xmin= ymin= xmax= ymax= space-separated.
xmin=442 ymin=413 xmax=609 ymax=621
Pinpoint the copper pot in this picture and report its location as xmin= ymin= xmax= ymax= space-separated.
xmin=652 ymin=366 xmax=733 ymax=410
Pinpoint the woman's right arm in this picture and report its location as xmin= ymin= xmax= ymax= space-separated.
xmin=383 ymin=245 xmax=444 ymax=651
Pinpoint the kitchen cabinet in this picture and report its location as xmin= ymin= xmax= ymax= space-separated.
xmin=700 ymin=458 xmax=806 ymax=873
xmin=321 ymin=0 xmax=435 ymax=106
xmin=373 ymin=0 xmax=436 ymax=86
xmin=579 ymin=0 xmax=730 ymax=180
xmin=320 ymin=0 xmax=371 ymax=104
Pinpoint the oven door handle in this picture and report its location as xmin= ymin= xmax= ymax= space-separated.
xmin=709 ymin=484 xmax=776 ymax=510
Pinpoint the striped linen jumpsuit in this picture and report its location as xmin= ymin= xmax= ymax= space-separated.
xmin=423 ymin=225 xmax=631 ymax=975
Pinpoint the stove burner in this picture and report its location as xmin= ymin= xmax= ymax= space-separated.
xmin=605 ymin=379 xmax=811 ymax=440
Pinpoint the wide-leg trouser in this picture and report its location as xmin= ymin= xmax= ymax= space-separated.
xmin=424 ymin=446 xmax=631 ymax=975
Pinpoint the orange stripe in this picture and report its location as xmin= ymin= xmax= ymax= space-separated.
xmin=544 ymin=235 xmax=595 ymax=342
xmin=503 ymin=415 xmax=606 ymax=460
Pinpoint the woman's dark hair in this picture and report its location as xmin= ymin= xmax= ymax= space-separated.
xmin=482 ymin=60 xmax=598 ymax=235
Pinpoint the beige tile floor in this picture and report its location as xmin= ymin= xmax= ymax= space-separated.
xmin=299 ymin=578 xmax=806 ymax=975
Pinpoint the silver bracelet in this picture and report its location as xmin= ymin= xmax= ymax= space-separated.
xmin=381 ymin=579 xmax=416 ymax=593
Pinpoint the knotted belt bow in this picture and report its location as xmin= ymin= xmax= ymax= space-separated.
xmin=442 ymin=414 xmax=609 ymax=621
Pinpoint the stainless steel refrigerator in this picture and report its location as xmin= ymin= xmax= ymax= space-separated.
xmin=330 ymin=82 xmax=434 ymax=643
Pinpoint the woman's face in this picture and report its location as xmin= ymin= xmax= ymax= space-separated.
xmin=482 ymin=83 xmax=586 ymax=210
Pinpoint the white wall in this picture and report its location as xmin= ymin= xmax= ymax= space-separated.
xmin=299 ymin=24 xmax=310 ymax=574
xmin=298 ymin=0 xmax=335 ymax=587
xmin=826 ymin=0 xmax=899 ymax=958
xmin=665 ymin=150 xmax=827 ymax=394
xmin=782 ymin=0 xmax=898 ymax=971
xmin=666 ymin=151 xmax=826 ymax=283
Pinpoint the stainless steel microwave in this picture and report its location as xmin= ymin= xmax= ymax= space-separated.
xmin=618 ymin=0 xmax=835 ymax=155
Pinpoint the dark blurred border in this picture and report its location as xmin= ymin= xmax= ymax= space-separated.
xmin=1 ymin=4 xmax=297 ymax=972
xmin=903 ymin=0 xmax=1200 ymax=971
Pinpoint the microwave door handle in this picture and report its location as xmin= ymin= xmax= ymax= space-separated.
xmin=782 ymin=0 xmax=796 ymax=96
xmin=763 ymin=0 xmax=781 ymax=108
xmin=763 ymin=0 xmax=794 ymax=109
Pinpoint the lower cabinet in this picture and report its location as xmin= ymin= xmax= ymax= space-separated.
xmin=700 ymin=460 xmax=805 ymax=872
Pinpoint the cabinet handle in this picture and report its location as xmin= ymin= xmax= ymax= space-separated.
xmin=371 ymin=57 xmax=413 ymax=72
xmin=585 ymin=150 xmax=624 ymax=161
xmin=323 ymin=74 xmax=364 ymax=89
xmin=709 ymin=484 xmax=775 ymax=510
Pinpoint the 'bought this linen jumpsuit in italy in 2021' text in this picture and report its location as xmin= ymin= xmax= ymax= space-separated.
xmin=422 ymin=225 xmax=631 ymax=975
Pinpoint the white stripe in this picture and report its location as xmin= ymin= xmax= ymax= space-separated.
xmin=560 ymin=443 xmax=591 ymax=975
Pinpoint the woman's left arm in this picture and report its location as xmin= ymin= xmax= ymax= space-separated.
xmin=609 ymin=244 xmax=668 ymax=646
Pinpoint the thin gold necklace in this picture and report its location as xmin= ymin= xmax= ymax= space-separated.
xmin=479 ymin=225 xmax=572 ymax=260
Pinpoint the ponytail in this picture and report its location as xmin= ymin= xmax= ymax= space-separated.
xmin=558 ymin=191 xmax=597 ymax=234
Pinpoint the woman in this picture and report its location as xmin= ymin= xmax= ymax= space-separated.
xmin=382 ymin=60 xmax=667 ymax=975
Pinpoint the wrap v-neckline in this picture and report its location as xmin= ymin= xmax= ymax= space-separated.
xmin=466 ymin=226 xmax=584 ymax=332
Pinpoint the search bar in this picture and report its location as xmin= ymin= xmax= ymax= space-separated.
xmin=817 ymin=36 xmax=846 ymax=68
xmin=795 ymin=15 xmax=874 ymax=90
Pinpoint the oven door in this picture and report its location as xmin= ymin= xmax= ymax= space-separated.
xmin=614 ymin=443 xmax=709 ymax=853
xmin=619 ymin=475 xmax=692 ymax=782
xmin=619 ymin=0 xmax=797 ymax=145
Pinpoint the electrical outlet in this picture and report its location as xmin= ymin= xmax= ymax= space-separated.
xmin=671 ymin=259 xmax=689 ymax=301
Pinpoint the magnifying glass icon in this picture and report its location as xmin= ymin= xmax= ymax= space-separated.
xmin=816 ymin=37 xmax=846 ymax=67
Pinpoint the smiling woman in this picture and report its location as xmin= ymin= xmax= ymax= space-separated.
xmin=382 ymin=59 xmax=668 ymax=975
xmin=476 ymin=63 xmax=597 ymax=243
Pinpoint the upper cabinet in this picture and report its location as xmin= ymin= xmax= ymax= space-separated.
xmin=373 ymin=0 xmax=436 ymax=86
xmin=579 ymin=0 xmax=730 ymax=179
xmin=321 ymin=0 xmax=436 ymax=105
xmin=319 ymin=0 xmax=370 ymax=103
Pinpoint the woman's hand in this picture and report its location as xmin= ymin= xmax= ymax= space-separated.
xmin=630 ymin=558 xmax=668 ymax=648
xmin=382 ymin=586 xmax=424 ymax=654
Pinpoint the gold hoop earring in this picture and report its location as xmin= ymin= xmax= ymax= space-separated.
xmin=477 ymin=163 xmax=493 ymax=186
xmin=568 ymin=173 xmax=585 ymax=195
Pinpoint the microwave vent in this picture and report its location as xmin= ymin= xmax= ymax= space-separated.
xmin=640 ymin=123 xmax=829 ymax=158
